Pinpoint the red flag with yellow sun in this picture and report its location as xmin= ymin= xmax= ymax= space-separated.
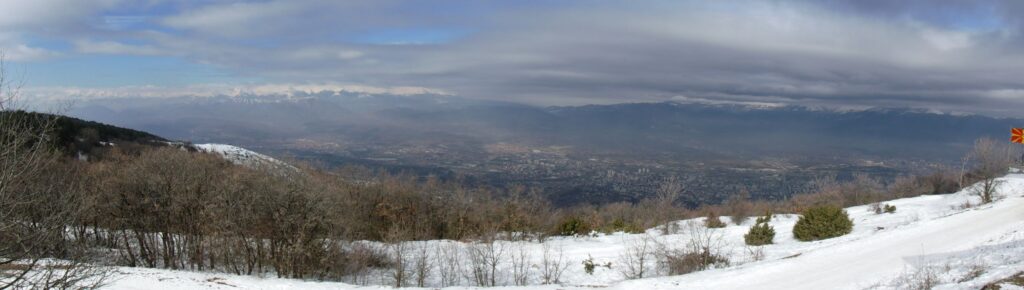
xmin=1013 ymin=128 xmax=1024 ymax=144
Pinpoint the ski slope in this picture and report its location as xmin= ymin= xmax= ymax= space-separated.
xmin=101 ymin=174 xmax=1024 ymax=290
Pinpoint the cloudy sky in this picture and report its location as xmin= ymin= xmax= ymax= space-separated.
xmin=4 ymin=0 xmax=1024 ymax=116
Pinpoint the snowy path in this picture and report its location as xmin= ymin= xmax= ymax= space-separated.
xmin=613 ymin=180 xmax=1024 ymax=290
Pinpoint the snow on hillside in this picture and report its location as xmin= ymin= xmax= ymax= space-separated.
xmin=192 ymin=143 xmax=293 ymax=170
xmin=613 ymin=175 xmax=1024 ymax=290
xmin=100 ymin=174 xmax=1024 ymax=290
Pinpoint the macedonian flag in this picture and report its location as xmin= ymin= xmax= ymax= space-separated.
xmin=1013 ymin=128 xmax=1024 ymax=144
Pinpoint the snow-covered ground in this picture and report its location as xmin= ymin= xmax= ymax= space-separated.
xmin=100 ymin=174 xmax=1024 ymax=289
xmin=192 ymin=143 xmax=294 ymax=170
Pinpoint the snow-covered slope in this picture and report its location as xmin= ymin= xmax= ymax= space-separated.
xmin=192 ymin=143 xmax=292 ymax=170
xmin=100 ymin=174 xmax=1024 ymax=290
xmin=614 ymin=176 xmax=1024 ymax=290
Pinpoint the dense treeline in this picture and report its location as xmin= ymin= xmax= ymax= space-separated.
xmin=0 ymin=110 xmax=167 ymax=156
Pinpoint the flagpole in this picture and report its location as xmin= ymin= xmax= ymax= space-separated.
xmin=1013 ymin=128 xmax=1024 ymax=168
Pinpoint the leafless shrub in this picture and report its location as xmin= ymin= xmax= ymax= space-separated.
xmin=385 ymin=230 xmax=411 ymax=287
xmin=17 ymin=259 xmax=111 ymax=290
xmin=509 ymin=242 xmax=532 ymax=286
xmin=919 ymin=167 xmax=960 ymax=195
xmin=658 ymin=221 xmax=730 ymax=276
xmin=841 ymin=173 xmax=885 ymax=207
xmin=342 ymin=243 xmax=387 ymax=286
xmin=789 ymin=175 xmax=844 ymax=212
xmin=972 ymin=181 xmax=1003 ymax=204
xmin=655 ymin=176 xmax=685 ymax=234
xmin=889 ymin=266 xmax=942 ymax=290
xmin=619 ymin=234 xmax=657 ymax=279
xmin=465 ymin=237 xmax=506 ymax=286
xmin=952 ymin=200 xmax=974 ymax=211
xmin=745 ymin=245 xmax=766 ymax=262
xmin=957 ymin=263 xmax=986 ymax=283
xmin=500 ymin=187 xmax=552 ymax=241
xmin=968 ymin=138 xmax=1015 ymax=204
xmin=411 ymin=242 xmax=432 ymax=287
xmin=888 ymin=175 xmax=930 ymax=198
xmin=704 ymin=211 xmax=726 ymax=228
xmin=725 ymin=190 xmax=754 ymax=225
xmin=870 ymin=202 xmax=883 ymax=214
xmin=539 ymin=243 xmax=569 ymax=284
xmin=591 ymin=202 xmax=649 ymax=234
xmin=980 ymin=271 xmax=1024 ymax=289
xmin=436 ymin=242 xmax=462 ymax=287
xmin=658 ymin=248 xmax=730 ymax=276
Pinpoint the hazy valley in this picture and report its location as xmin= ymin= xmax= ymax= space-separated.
xmin=70 ymin=93 xmax=1021 ymax=206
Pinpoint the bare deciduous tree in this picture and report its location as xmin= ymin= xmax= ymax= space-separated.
xmin=655 ymin=176 xmax=685 ymax=234
xmin=539 ymin=243 xmax=569 ymax=285
xmin=384 ymin=229 xmax=411 ymax=287
xmin=509 ymin=242 xmax=532 ymax=286
xmin=465 ymin=235 xmax=506 ymax=287
xmin=619 ymin=234 xmax=656 ymax=279
xmin=436 ymin=242 xmax=462 ymax=287
xmin=0 ymin=52 xmax=110 ymax=289
xmin=968 ymin=138 xmax=1015 ymax=203
xmin=411 ymin=242 xmax=432 ymax=287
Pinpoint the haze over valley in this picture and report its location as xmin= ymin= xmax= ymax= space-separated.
xmin=70 ymin=93 xmax=1021 ymax=206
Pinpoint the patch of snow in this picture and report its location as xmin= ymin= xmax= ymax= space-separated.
xmin=95 ymin=174 xmax=1024 ymax=290
xmin=192 ymin=143 xmax=293 ymax=171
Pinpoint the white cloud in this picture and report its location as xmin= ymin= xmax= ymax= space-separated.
xmin=285 ymin=47 xmax=364 ymax=61
xmin=919 ymin=27 xmax=975 ymax=51
xmin=0 ymin=0 xmax=121 ymax=29
xmin=74 ymin=40 xmax=167 ymax=56
xmin=161 ymin=1 xmax=307 ymax=38
xmin=0 ymin=0 xmax=123 ymax=62
xmin=6 ymin=0 xmax=1024 ymax=116
xmin=0 ymin=44 xmax=60 ymax=61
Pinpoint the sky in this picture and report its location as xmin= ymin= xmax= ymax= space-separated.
xmin=4 ymin=0 xmax=1024 ymax=116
